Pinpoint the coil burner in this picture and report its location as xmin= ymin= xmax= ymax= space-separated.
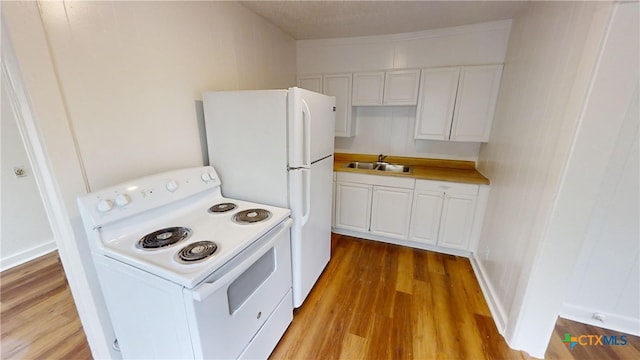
xmin=208 ymin=202 xmax=237 ymax=213
xmin=177 ymin=241 xmax=218 ymax=263
xmin=137 ymin=227 xmax=191 ymax=249
xmin=233 ymin=209 xmax=271 ymax=224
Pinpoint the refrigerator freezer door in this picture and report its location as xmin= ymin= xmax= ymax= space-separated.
xmin=291 ymin=156 xmax=333 ymax=307
xmin=288 ymin=87 xmax=336 ymax=166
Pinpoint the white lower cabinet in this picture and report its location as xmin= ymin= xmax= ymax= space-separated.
xmin=334 ymin=172 xmax=484 ymax=255
xmin=408 ymin=190 xmax=444 ymax=245
xmin=409 ymin=180 xmax=478 ymax=251
xmin=437 ymin=193 xmax=476 ymax=250
xmin=334 ymin=181 xmax=372 ymax=232
xmin=370 ymin=186 xmax=413 ymax=240
xmin=334 ymin=172 xmax=415 ymax=239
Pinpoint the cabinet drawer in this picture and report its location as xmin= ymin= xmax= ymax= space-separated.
xmin=414 ymin=179 xmax=478 ymax=195
xmin=337 ymin=172 xmax=415 ymax=189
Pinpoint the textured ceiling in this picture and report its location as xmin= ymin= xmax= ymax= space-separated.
xmin=240 ymin=1 xmax=528 ymax=40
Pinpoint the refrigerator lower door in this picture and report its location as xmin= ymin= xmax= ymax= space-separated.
xmin=289 ymin=156 xmax=333 ymax=308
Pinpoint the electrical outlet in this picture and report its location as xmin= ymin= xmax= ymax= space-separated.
xmin=13 ymin=166 xmax=27 ymax=178
xmin=592 ymin=313 xmax=606 ymax=322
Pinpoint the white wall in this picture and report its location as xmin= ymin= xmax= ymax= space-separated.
xmin=561 ymin=88 xmax=639 ymax=335
xmin=504 ymin=3 xmax=639 ymax=355
xmin=2 ymin=1 xmax=297 ymax=358
xmin=297 ymin=20 xmax=511 ymax=74
xmin=1 ymin=79 xmax=55 ymax=270
xmin=37 ymin=0 xmax=296 ymax=190
xmin=296 ymin=21 xmax=511 ymax=161
xmin=472 ymin=1 xmax=638 ymax=357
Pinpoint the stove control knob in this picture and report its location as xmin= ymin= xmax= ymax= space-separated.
xmin=201 ymin=173 xmax=210 ymax=183
xmin=97 ymin=199 xmax=114 ymax=213
xmin=114 ymin=193 xmax=130 ymax=207
xmin=166 ymin=180 xmax=178 ymax=192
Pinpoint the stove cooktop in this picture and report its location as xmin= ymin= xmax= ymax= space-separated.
xmin=95 ymin=194 xmax=290 ymax=288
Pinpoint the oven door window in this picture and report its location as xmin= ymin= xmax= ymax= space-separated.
xmin=228 ymin=248 xmax=275 ymax=314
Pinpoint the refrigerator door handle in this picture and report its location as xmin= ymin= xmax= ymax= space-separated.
xmin=301 ymin=99 xmax=311 ymax=168
xmin=301 ymin=168 xmax=311 ymax=226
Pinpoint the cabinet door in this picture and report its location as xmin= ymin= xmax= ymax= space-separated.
xmin=414 ymin=67 xmax=460 ymax=140
xmin=324 ymin=74 xmax=354 ymax=137
xmin=383 ymin=69 xmax=421 ymax=105
xmin=352 ymin=72 xmax=385 ymax=106
xmin=297 ymin=75 xmax=323 ymax=93
xmin=335 ymin=181 xmax=372 ymax=232
xmin=409 ymin=190 xmax=444 ymax=245
xmin=450 ymin=65 xmax=503 ymax=142
xmin=438 ymin=193 xmax=476 ymax=250
xmin=370 ymin=186 xmax=413 ymax=240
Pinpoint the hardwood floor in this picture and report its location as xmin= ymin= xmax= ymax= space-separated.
xmin=1 ymin=236 xmax=638 ymax=359
xmin=270 ymin=233 xmax=640 ymax=360
xmin=1 ymin=251 xmax=91 ymax=360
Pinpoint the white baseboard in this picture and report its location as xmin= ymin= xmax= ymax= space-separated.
xmin=331 ymin=227 xmax=472 ymax=258
xmin=1 ymin=239 xmax=57 ymax=271
xmin=560 ymin=303 xmax=640 ymax=336
xmin=469 ymin=253 xmax=508 ymax=334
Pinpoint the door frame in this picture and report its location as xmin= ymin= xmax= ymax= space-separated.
xmin=1 ymin=20 xmax=113 ymax=359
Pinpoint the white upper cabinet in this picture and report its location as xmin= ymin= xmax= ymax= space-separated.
xmin=415 ymin=64 xmax=503 ymax=142
xmin=352 ymin=72 xmax=385 ymax=105
xmin=352 ymin=69 xmax=420 ymax=106
xmin=297 ymin=75 xmax=323 ymax=93
xmin=298 ymin=74 xmax=355 ymax=138
xmin=450 ymin=65 xmax=503 ymax=142
xmin=414 ymin=67 xmax=460 ymax=140
xmin=383 ymin=69 xmax=421 ymax=105
xmin=323 ymin=74 xmax=354 ymax=138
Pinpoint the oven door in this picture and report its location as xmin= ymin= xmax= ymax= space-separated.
xmin=183 ymin=218 xmax=293 ymax=359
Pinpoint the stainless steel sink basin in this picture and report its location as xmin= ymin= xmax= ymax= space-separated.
xmin=345 ymin=162 xmax=412 ymax=173
xmin=376 ymin=164 xmax=411 ymax=173
xmin=346 ymin=161 xmax=377 ymax=170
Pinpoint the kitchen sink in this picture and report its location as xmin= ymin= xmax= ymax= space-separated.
xmin=345 ymin=162 xmax=411 ymax=173
xmin=375 ymin=164 xmax=411 ymax=173
xmin=346 ymin=162 xmax=377 ymax=170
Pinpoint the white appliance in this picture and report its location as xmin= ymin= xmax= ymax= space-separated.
xmin=77 ymin=166 xmax=293 ymax=359
xmin=203 ymin=87 xmax=335 ymax=308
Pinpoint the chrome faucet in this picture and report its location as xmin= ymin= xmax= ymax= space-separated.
xmin=377 ymin=154 xmax=387 ymax=163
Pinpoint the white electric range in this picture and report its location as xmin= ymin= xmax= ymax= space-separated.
xmin=78 ymin=166 xmax=293 ymax=359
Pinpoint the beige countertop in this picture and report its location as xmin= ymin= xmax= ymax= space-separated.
xmin=333 ymin=153 xmax=490 ymax=185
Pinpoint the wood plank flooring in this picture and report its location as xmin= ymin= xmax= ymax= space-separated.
xmin=1 ymin=236 xmax=638 ymax=359
xmin=1 ymin=251 xmax=91 ymax=360
xmin=270 ymin=233 xmax=640 ymax=360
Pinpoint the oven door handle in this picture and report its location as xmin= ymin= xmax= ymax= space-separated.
xmin=190 ymin=218 xmax=292 ymax=302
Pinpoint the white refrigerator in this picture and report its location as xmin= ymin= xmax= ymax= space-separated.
xmin=203 ymin=87 xmax=335 ymax=308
